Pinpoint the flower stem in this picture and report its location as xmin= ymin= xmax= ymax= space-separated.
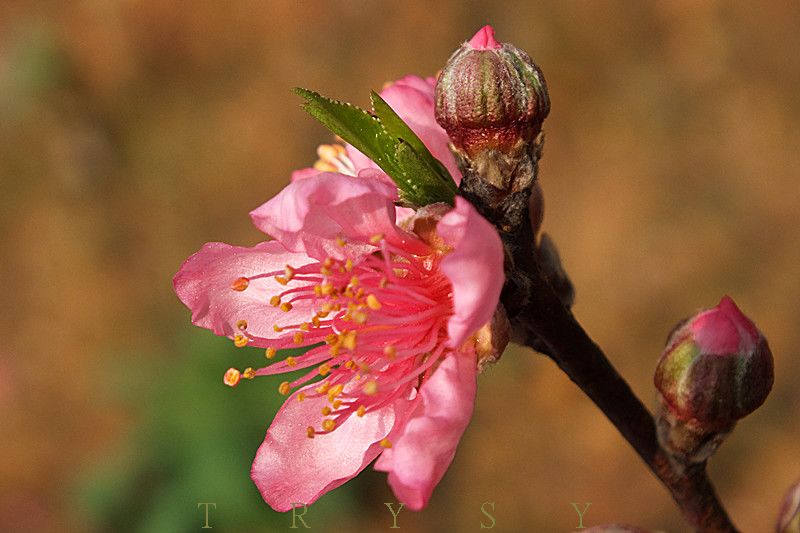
xmin=516 ymin=261 xmax=738 ymax=532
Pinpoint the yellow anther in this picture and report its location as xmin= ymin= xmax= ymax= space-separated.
xmin=278 ymin=381 xmax=291 ymax=395
xmin=325 ymin=333 xmax=338 ymax=345
xmin=316 ymin=311 xmax=330 ymax=319
xmin=342 ymin=330 xmax=357 ymax=351
xmin=344 ymin=259 xmax=353 ymax=271
xmin=318 ymin=363 xmax=331 ymax=376
xmin=355 ymin=288 xmax=365 ymax=299
xmin=280 ymin=302 xmax=293 ymax=312
xmin=329 ymin=345 xmax=341 ymax=357
xmin=284 ymin=265 xmax=295 ymax=279
xmin=320 ymin=265 xmax=332 ymax=276
xmin=363 ymin=380 xmax=378 ymax=395
xmin=349 ymin=276 xmax=360 ymax=287
xmin=379 ymin=277 xmax=388 ymax=288
xmin=353 ymin=312 xmax=367 ymax=324
xmin=335 ymin=236 xmax=347 ymax=247
xmin=297 ymin=392 xmax=306 ymax=402
xmin=306 ymin=426 xmax=315 ymax=438
xmin=223 ymin=368 xmax=241 ymax=387
xmin=366 ymin=294 xmax=382 ymax=310
xmin=270 ymin=295 xmax=281 ymax=307
xmin=231 ymin=277 xmax=249 ymax=291
xmin=327 ymin=383 xmax=344 ymax=400
xmin=380 ymin=438 xmax=392 ymax=449
xmin=242 ymin=367 xmax=256 ymax=379
xmin=322 ymin=419 xmax=336 ymax=432
xmin=356 ymin=405 xmax=366 ymax=417
xmin=370 ymin=233 xmax=385 ymax=244
xmin=300 ymin=322 xmax=310 ymax=332
xmin=321 ymin=283 xmax=335 ymax=296
xmin=313 ymin=285 xmax=323 ymax=297
xmin=315 ymin=382 xmax=330 ymax=394
xmin=311 ymin=316 xmax=321 ymax=328
xmin=275 ymin=275 xmax=289 ymax=285
xmin=384 ymin=345 xmax=397 ymax=360
xmin=321 ymin=406 xmax=332 ymax=416
xmin=234 ymin=334 xmax=249 ymax=348
xmin=314 ymin=160 xmax=337 ymax=172
xmin=236 ymin=319 xmax=248 ymax=330
xmin=323 ymin=257 xmax=335 ymax=269
xmin=293 ymin=332 xmax=304 ymax=345
xmin=332 ymin=399 xmax=342 ymax=409
xmin=265 ymin=347 xmax=277 ymax=359
xmin=273 ymin=324 xmax=283 ymax=332
xmin=320 ymin=302 xmax=334 ymax=313
xmin=285 ymin=356 xmax=297 ymax=367
xmin=344 ymin=360 xmax=356 ymax=370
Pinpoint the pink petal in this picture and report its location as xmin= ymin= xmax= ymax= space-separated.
xmin=374 ymin=350 xmax=477 ymax=510
xmin=251 ymin=385 xmax=414 ymax=511
xmin=290 ymin=167 xmax=320 ymax=181
xmin=250 ymin=170 xmax=425 ymax=260
xmin=436 ymin=197 xmax=504 ymax=347
xmin=173 ymin=241 xmax=313 ymax=343
xmin=468 ymin=25 xmax=502 ymax=50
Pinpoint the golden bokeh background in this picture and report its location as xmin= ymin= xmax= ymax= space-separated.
xmin=1 ymin=1 xmax=798 ymax=532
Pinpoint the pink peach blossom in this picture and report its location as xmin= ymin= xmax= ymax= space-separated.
xmin=175 ymin=168 xmax=503 ymax=510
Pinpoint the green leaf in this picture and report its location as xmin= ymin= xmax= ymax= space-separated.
xmin=370 ymin=91 xmax=457 ymax=196
xmin=295 ymin=87 xmax=456 ymax=207
xmin=294 ymin=87 xmax=399 ymax=176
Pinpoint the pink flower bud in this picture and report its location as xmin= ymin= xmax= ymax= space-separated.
xmin=777 ymin=479 xmax=800 ymax=533
xmin=654 ymin=296 xmax=773 ymax=462
xmin=435 ymin=25 xmax=549 ymax=157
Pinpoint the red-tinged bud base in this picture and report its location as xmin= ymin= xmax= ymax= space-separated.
xmin=655 ymin=396 xmax=734 ymax=464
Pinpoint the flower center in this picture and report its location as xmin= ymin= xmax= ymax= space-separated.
xmin=226 ymin=235 xmax=454 ymax=439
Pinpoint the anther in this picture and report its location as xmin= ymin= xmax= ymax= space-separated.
xmin=242 ymin=367 xmax=256 ymax=379
xmin=273 ymin=325 xmax=283 ymax=332
xmin=293 ymin=331 xmax=305 ymax=344
xmin=270 ymin=296 xmax=281 ymax=307
xmin=356 ymin=405 xmax=366 ymax=417
xmin=286 ymin=356 xmax=297 ymax=367
xmin=284 ymin=265 xmax=295 ymax=279
xmin=322 ymin=419 xmax=336 ymax=432
xmin=318 ymin=363 xmax=331 ymax=376
xmin=231 ymin=277 xmax=249 ymax=291
xmin=321 ymin=406 xmax=332 ymax=416
xmin=370 ymin=233 xmax=385 ymax=244
xmin=306 ymin=426 xmax=315 ymax=438
xmin=223 ymin=368 xmax=241 ymax=387
xmin=380 ymin=438 xmax=392 ymax=449
xmin=234 ymin=334 xmax=249 ymax=348
xmin=363 ymin=381 xmax=378 ymax=395
xmin=278 ymin=381 xmax=290 ymax=395
xmin=335 ymin=236 xmax=347 ymax=247
xmin=344 ymin=259 xmax=353 ymax=271
xmin=280 ymin=302 xmax=293 ymax=312
xmin=275 ymin=275 xmax=289 ymax=285
xmin=342 ymin=331 xmax=357 ymax=351
xmin=332 ymin=399 xmax=342 ymax=409
xmin=297 ymin=392 xmax=306 ymax=402
xmin=300 ymin=322 xmax=310 ymax=332
xmin=384 ymin=345 xmax=397 ymax=360
xmin=315 ymin=382 xmax=330 ymax=394
xmin=236 ymin=319 xmax=248 ymax=330
xmin=366 ymin=294 xmax=382 ymax=310
xmin=327 ymin=383 xmax=344 ymax=400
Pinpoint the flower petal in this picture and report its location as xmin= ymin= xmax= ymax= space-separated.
xmin=251 ymin=385 xmax=414 ymax=511
xmin=437 ymin=197 xmax=504 ymax=347
xmin=173 ymin=241 xmax=313 ymax=343
xmin=250 ymin=170 xmax=425 ymax=260
xmin=373 ymin=350 xmax=477 ymax=510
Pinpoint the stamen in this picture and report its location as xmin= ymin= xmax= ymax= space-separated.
xmin=280 ymin=302 xmax=293 ymax=312
xmin=236 ymin=319 xmax=248 ymax=330
xmin=356 ymin=405 xmax=366 ymax=417
xmin=321 ymin=406 xmax=332 ymax=416
xmin=380 ymin=438 xmax=392 ymax=449
xmin=318 ymin=363 xmax=331 ymax=376
xmin=306 ymin=426 xmax=315 ymax=438
xmin=285 ymin=356 xmax=298 ymax=367
xmin=270 ymin=296 xmax=281 ymax=307
xmin=223 ymin=368 xmax=241 ymax=387
xmin=278 ymin=381 xmax=291 ymax=395
xmin=242 ymin=367 xmax=256 ymax=379
xmin=322 ymin=419 xmax=336 ymax=432
xmin=363 ymin=380 xmax=378 ymax=395
xmin=335 ymin=236 xmax=347 ymax=247
xmin=384 ymin=345 xmax=397 ymax=360
xmin=234 ymin=334 xmax=249 ymax=348
xmin=265 ymin=347 xmax=276 ymax=359
xmin=366 ymin=294 xmax=382 ymax=310
xmin=231 ymin=277 xmax=249 ymax=291
xmin=297 ymin=392 xmax=306 ymax=402
xmin=293 ymin=332 xmax=304 ymax=344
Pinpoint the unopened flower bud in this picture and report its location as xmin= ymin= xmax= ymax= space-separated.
xmin=435 ymin=25 xmax=549 ymax=157
xmin=777 ymin=479 xmax=800 ymax=533
xmin=654 ymin=296 xmax=773 ymax=462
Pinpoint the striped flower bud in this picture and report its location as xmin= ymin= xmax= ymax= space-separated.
xmin=654 ymin=296 xmax=773 ymax=462
xmin=435 ymin=25 xmax=549 ymax=158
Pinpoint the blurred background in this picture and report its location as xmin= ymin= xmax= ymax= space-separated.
xmin=1 ymin=1 xmax=799 ymax=531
